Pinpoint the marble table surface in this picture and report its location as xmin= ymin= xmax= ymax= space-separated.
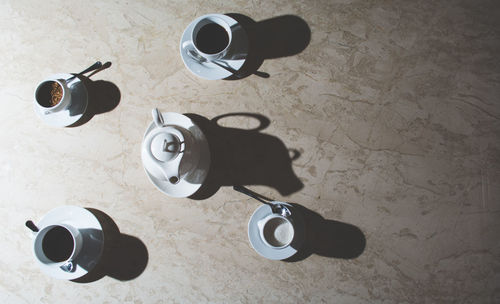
xmin=0 ymin=0 xmax=499 ymax=303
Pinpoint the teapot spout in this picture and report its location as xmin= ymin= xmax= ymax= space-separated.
xmin=166 ymin=173 xmax=181 ymax=185
xmin=161 ymin=155 xmax=182 ymax=185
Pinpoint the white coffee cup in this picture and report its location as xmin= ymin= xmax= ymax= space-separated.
xmin=34 ymin=78 xmax=72 ymax=115
xmin=257 ymin=214 xmax=295 ymax=248
xmin=33 ymin=224 xmax=83 ymax=272
xmin=190 ymin=15 xmax=233 ymax=61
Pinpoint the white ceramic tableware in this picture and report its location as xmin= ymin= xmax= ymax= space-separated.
xmin=257 ymin=214 xmax=295 ymax=249
xmin=143 ymin=109 xmax=197 ymax=185
xmin=180 ymin=14 xmax=249 ymax=80
xmin=33 ymin=224 xmax=83 ymax=273
xmin=29 ymin=206 xmax=104 ymax=280
xmin=33 ymin=73 xmax=88 ymax=127
xmin=35 ymin=78 xmax=72 ymax=115
xmin=141 ymin=110 xmax=211 ymax=197
xmin=248 ymin=202 xmax=305 ymax=260
xmin=190 ymin=15 xmax=233 ymax=61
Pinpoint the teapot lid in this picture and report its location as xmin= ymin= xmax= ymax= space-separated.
xmin=150 ymin=132 xmax=181 ymax=162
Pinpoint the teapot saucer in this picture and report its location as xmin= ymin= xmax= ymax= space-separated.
xmin=33 ymin=73 xmax=88 ymax=127
xmin=141 ymin=112 xmax=210 ymax=198
xmin=248 ymin=202 xmax=305 ymax=260
xmin=33 ymin=206 xmax=104 ymax=280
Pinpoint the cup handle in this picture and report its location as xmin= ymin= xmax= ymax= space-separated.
xmin=60 ymin=260 xmax=76 ymax=272
xmin=182 ymin=40 xmax=194 ymax=50
xmin=257 ymin=218 xmax=266 ymax=230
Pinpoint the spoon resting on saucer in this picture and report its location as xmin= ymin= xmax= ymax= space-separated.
xmin=233 ymin=185 xmax=291 ymax=217
xmin=186 ymin=49 xmax=269 ymax=79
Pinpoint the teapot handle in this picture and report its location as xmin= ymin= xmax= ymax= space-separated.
xmin=152 ymin=108 xmax=164 ymax=127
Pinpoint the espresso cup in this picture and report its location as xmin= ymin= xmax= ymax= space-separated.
xmin=257 ymin=214 xmax=295 ymax=248
xmin=191 ymin=15 xmax=232 ymax=61
xmin=33 ymin=224 xmax=83 ymax=272
xmin=34 ymin=78 xmax=72 ymax=115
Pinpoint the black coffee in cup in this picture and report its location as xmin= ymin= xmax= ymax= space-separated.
xmin=42 ymin=226 xmax=74 ymax=262
xmin=194 ymin=23 xmax=229 ymax=54
xmin=36 ymin=81 xmax=63 ymax=108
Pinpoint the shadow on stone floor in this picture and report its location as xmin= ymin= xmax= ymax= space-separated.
xmin=284 ymin=203 xmax=366 ymax=262
xmin=186 ymin=112 xmax=304 ymax=200
xmin=69 ymin=62 xmax=121 ymax=127
xmin=231 ymin=186 xmax=366 ymax=261
xmin=223 ymin=13 xmax=311 ymax=80
xmin=72 ymin=208 xmax=148 ymax=283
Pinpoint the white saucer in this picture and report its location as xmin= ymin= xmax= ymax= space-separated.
xmin=180 ymin=14 xmax=249 ymax=80
xmin=33 ymin=206 xmax=104 ymax=280
xmin=34 ymin=73 xmax=88 ymax=127
xmin=141 ymin=112 xmax=211 ymax=198
xmin=248 ymin=202 xmax=305 ymax=260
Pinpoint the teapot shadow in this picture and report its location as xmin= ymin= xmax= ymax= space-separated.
xmin=285 ymin=204 xmax=366 ymax=262
xmin=72 ymin=208 xmax=148 ymax=283
xmin=186 ymin=113 xmax=303 ymax=199
xmin=224 ymin=13 xmax=311 ymax=79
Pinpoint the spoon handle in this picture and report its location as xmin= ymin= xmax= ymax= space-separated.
xmin=252 ymin=70 xmax=270 ymax=78
xmin=77 ymin=61 xmax=103 ymax=75
xmin=233 ymin=185 xmax=271 ymax=205
xmin=25 ymin=220 xmax=39 ymax=232
xmin=67 ymin=61 xmax=103 ymax=81
xmin=86 ymin=61 xmax=112 ymax=78
xmin=211 ymin=60 xmax=238 ymax=74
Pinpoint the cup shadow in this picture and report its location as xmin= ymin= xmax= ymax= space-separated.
xmin=284 ymin=204 xmax=366 ymax=262
xmin=224 ymin=13 xmax=311 ymax=79
xmin=68 ymin=68 xmax=121 ymax=127
xmin=186 ymin=113 xmax=303 ymax=200
xmin=72 ymin=208 xmax=148 ymax=283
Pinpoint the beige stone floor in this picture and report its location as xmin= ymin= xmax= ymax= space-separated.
xmin=1 ymin=0 xmax=500 ymax=303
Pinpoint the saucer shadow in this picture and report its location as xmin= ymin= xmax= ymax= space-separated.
xmin=224 ymin=13 xmax=311 ymax=79
xmin=69 ymin=72 xmax=121 ymax=127
xmin=72 ymin=208 xmax=148 ymax=283
xmin=186 ymin=113 xmax=303 ymax=200
xmin=284 ymin=204 xmax=366 ymax=262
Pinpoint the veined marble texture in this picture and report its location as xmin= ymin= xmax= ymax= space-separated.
xmin=0 ymin=0 xmax=499 ymax=303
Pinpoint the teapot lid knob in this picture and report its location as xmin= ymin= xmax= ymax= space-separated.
xmin=150 ymin=132 xmax=181 ymax=162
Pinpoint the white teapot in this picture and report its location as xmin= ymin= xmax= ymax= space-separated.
xmin=142 ymin=109 xmax=201 ymax=185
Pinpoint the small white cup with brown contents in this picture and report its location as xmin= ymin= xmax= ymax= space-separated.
xmin=257 ymin=213 xmax=295 ymax=249
xmin=34 ymin=78 xmax=72 ymax=115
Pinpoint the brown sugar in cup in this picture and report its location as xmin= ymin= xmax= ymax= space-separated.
xmin=49 ymin=82 xmax=63 ymax=106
